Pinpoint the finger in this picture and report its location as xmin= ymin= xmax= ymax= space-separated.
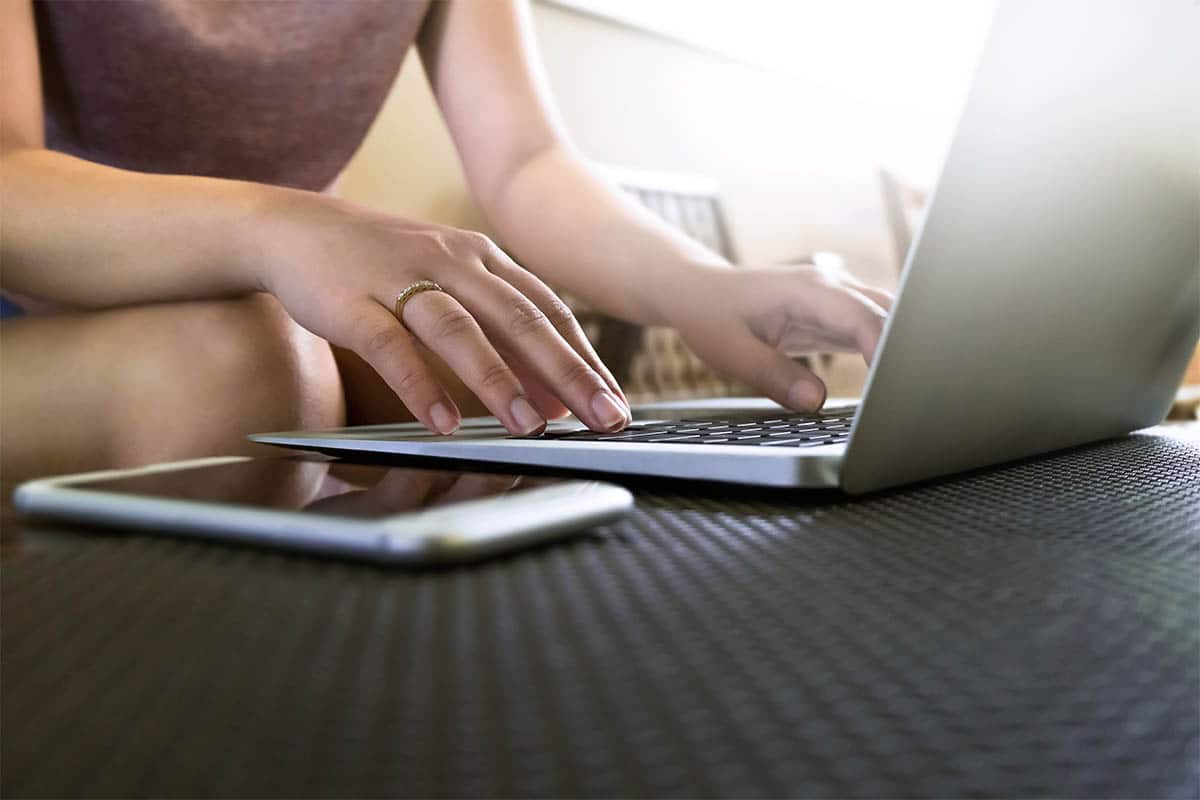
xmin=498 ymin=344 xmax=572 ymax=421
xmin=810 ymin=287 xmax=889 ymax=364
xmin=688 ymin=323 xmax=828 ymax=412
xmin=374 ymin=467 xmax=456 ymax=509
xmin=346 ymin=301 xmax=461 ymax=435
xmin=848 ymin=280 xmax=896 ymax=312
xmin=842 ymin=288 xmax=889 ymax=362
xmin=433 ymin=473 xmax=524 ymax=507
xmin=304 ymin=469 xmax=450 ymax=516
xmin=440 ymin=271 xmax=629 ymax=433
xmin=481 ymin=251 xmax=630 ymax=407
xmin=302 ymin=489 xmax=371 ymax=516
xmin=400 ymin=288 xmax=548 ymax=436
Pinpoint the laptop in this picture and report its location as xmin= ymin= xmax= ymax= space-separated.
xmin=254 ymin=0 xmax=1199 ymax=494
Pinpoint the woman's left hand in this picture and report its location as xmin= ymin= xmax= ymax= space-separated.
xmin=662 ymin=263 xmax=895 ymax=411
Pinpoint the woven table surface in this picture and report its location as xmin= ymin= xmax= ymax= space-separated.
xmin=2 ymin=431 xmax=1198 ymax=798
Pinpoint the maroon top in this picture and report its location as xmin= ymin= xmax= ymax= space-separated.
xmin=34 ymin=0 xmax=431 ymax=191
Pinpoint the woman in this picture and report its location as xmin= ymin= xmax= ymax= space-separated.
xmin=0 ymin=0 xmax=893 ymax=484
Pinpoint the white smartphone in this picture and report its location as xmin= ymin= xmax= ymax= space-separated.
xmin=12 ymin=455 xmax=634 ymax=564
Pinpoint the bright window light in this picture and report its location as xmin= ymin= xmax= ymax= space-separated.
xmin=545 ymin=0 xmax=996 ymax=180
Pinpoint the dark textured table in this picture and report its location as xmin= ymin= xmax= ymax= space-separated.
xmin=3 ymin=429 xmax=1198 ymax=798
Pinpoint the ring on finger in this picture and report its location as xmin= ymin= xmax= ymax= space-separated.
xmin=394 ymin=280 xmax=446 ymax=323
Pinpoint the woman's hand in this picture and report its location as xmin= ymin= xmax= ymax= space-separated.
xmin=663 ymin=263 xmax=895 ymax=411
xmin=253 ymin=191 xmax=630 ymax=437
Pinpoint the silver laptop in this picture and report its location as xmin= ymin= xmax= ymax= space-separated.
xmin=254 ymin=0 xmax=1199 ymax=494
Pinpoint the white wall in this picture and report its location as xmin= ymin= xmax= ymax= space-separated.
xmin=338 ymin=1 xmax=952 ymax=290
xmin=337 ymin=51 xmax=486 ymax=234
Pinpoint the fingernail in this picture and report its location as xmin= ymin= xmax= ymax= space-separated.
xmin=613 ymin=390 xmax=632 ymax=421
xmin=509 ymin=396 xmax=546 ymax=436
xmin=430 ymin=401 xmax=460 ymax=435
xmin=591 ymin=391 xmax=628 ymax=430
xmin=787 ymin=380 xmax=824 ymax=412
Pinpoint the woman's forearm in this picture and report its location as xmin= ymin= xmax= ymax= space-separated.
xmin=480 ymin=145 xmax=730 ymax=327
xmin=1 ymin=148 xmax=269 ymax=308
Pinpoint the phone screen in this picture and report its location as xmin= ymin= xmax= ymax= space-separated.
xmin=69 ymin=457 xmax=554 ymax=519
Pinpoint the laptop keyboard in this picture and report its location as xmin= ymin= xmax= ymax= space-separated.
xmin=536 ymin=407 xmax=857 ymax=448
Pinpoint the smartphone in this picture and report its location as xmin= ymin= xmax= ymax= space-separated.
xmin=12 ymin=455 xmax=633 ymax=564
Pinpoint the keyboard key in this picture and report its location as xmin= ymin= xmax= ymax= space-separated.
xmin=532 ymin=407 xmax=859 ymax=447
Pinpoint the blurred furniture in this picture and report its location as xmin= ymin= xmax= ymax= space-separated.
xmin=879 ymin=167 xmax=929 ymax=275
xmin=566 ymin=166 xmax=752 ymax=403
xmin=1171 ymin=345 xmax=1200 ymax=419
xmin=1172 ymin=385 xmax=1200 ymax=420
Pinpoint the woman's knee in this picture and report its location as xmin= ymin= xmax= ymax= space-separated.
xmin=98 ymin=294 xmax=344 ymax=466
xmin=118 ymin=293 xmax=346 ymax=458
xmin=3 ymin=294 xmax=345 ymax=482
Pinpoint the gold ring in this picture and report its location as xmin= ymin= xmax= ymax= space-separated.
xmin=393 ymin=280 xmax=444 ymax=320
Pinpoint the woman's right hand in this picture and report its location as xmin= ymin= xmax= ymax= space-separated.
xmin=252 ymin=190 xmax=630 ymax=437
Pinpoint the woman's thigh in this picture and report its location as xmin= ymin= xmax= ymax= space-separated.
xmin=1 ymin=293 xmax=345 ymax=485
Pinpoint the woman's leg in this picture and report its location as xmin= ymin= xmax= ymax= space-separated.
xmin=1 ymin=293 xmax=345 ymax=487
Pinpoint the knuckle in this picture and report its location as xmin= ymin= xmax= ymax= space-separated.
xmin=428 ymin=231 xmax=458 ymax=261
xmin=431 ymin=307 xmax=479 ymax=340
xmin=559 ymin=359 xmax=603 ymax=391
xmin=462 ymin=230 xmax=494 ymax=253
xmin=476 ymin=361 xmax=518 ymax=392
xmin=505 ymin=296 xmax=551 ymax=339
xmin=360 ymin=323 xmax=407 ymax=359
xmin=543 ymin=296 xmax=578 ymax=331
xmin=393 ymin=364 xmax=433 ymax=398
xmin=440 ymin=229 xmax=493 ymax=263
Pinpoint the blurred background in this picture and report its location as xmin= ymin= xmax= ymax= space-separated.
xmin=340 ymin=0 xmax=994 ymax=277
xmin=336 ymin=0 xmax=1200 ymax=408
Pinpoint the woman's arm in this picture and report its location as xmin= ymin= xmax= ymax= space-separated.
xmin=2 ymin=151 xmax=271 ymax=307
xmin=1 ymin=0 xmax=628 ymax=436
xmin=417 ymin=0 xmax=722 ymax=328
xmin=0 ymin=1 xmax=262 ymax=307
xmin=420 ymin=0 xmax=894 ymax=411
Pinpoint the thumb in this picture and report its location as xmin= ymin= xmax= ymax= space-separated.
xmin=689 ymin=326 xmax=827 ymax=412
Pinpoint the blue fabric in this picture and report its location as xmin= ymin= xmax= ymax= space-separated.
xmin=0 ymin=295 xmax=26 ymax=318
